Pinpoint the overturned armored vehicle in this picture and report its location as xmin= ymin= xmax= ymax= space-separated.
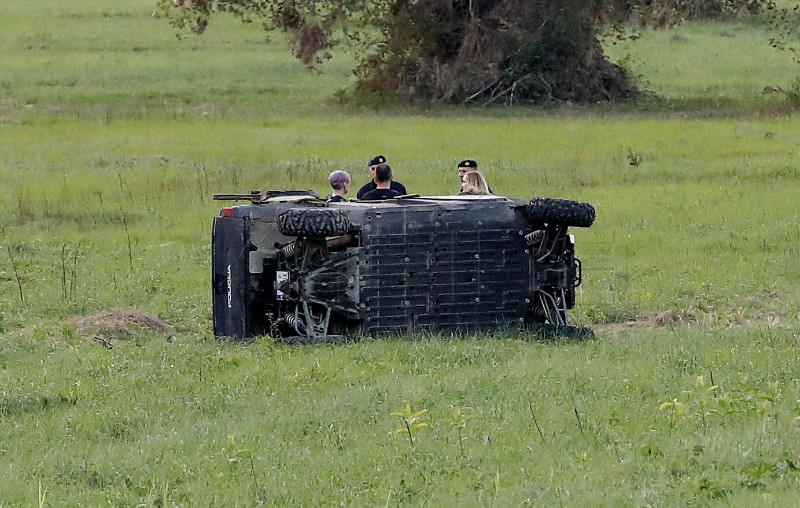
xmin=212 ymin=191 xmax=595 ymax=343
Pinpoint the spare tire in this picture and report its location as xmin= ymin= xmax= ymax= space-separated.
xmin=528 ymin=197 xmax=595 ymax=228
xmin=278 ymin=208 xmax=350 ymax=237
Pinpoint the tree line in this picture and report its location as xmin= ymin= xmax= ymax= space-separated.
xmin=158 ymin=0 xmax=799 ymax=105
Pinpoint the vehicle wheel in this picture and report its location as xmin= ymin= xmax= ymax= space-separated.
xmin=280 ymin=334 xmax=345 ymax=345
xmin=528 ymin=197 xmax=595 ymax=228
xmin=278 ymin=208 xmax=350 ymax=237
xmin=281 ymin=335 xmax=314 ymax=345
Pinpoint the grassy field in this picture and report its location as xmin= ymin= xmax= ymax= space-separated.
xmin=2 ymin=0 xmax=800 ymax=505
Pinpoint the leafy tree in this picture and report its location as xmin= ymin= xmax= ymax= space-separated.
xmin=768 ymin=1 xmax=800 ymax=64
xmin=156 ymin=0 xmax=786 ymax=104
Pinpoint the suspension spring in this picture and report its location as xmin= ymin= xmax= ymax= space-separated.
xmin=280 ymin=241 xmax=299 ymax=257
xmin=525 ymin=230 xmax=545 ymax=246
xmin=530 ymin=306 xmax=548 ymax=321
xmin=283 ymin=312 xmax=306 ymax=333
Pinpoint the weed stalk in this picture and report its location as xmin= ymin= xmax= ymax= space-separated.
xmin=710 ymin=370 xmax=717 ymax=398
xmin=7 ymin=245 xmax=25 ymax=303
xmin=200 ymin=162 xmax=209 ymax=203
xmin=123 ymin=216 xmax=134 ymax=271
xmin=71 ymin=241 xmax=81 ymax=302
xmin=528 ymin=400 xmax=546 ymax=443
xmin=403 ymin=419 xmax=414 ymax=445
xmin=573 ymin=399 xmax=584 ymax=435
xmin=61 ymin=243 xmax=68 ymax=301
xmin=248 ymin=453 xmax=263 ymax=499
xmin=38 ymin=481 xmax=46 ymax=508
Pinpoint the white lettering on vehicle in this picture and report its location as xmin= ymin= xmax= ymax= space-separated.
xmin=226 ymin=264 xmax=232 ymax=309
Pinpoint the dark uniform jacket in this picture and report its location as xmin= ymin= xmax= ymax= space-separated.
xmin=357 ymin=181 xmax=407 ymax=199
xmin=360 ymin=188 xmax=402 ymax=201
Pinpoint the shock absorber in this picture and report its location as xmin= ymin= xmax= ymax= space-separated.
xmin=283 ymin=312 xmax=306 ymax=334
xmin=525 ymin=229 xmax=545 ymax=246
xmin=280 ymin=241 xmax=300 ymax=258
xmin=529 ymin=305 xmax=549 ymax=322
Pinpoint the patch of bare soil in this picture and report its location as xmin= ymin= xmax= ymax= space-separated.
xmin=72 ymin=309 xmax=174 ymax=348
xmin=593 ymin=318 xmax=656 ymax=338
xmin=593 ymin=311 xmax=700 ymax=337
xmin=594 ymin=310 xmax=786 ymax=338
xmin=594 ymin=288 xmax=791 ymax=337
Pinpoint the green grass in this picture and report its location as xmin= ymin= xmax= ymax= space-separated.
xmin=2 ymin=328 xmax=799 ymax=505
xmin=604 ymin=18 xmax=800 ymax=114
xmin=2 ymin=1 xmax=800 ymax=505
xmin=0 ymin=0 xmax=356 ymax=118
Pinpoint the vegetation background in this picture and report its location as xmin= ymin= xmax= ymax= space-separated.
xmin=1 ymin=0 xmax=799 ymax=505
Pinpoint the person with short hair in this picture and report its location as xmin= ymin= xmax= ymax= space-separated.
xmin=360 ymin=164 xmax=402 ymax=201
xmin=326 ymin=170 xmax=351 ymax=202
xmin=459 ymin=170 xmax=491 ymax=195
xmin=356 ymin=154 xmax=408 ymax=199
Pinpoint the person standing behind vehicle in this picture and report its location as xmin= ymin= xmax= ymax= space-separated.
xmin=356 ymin=155 xmax=408 ymax=199
xmin=459 ymin=170 xmax=491 ymax=195
xmin=360 ymin=164 xmax=402 ymax=201
xmin=457 ymin=159 xmax=493 ymax=194
xmin=326 ymin=170 xmax=351 ymax=202
xmin=457 ymin=159 xmax=478 ymax=185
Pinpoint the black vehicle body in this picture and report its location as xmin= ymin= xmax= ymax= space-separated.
xmin=212 ymin=191 xmax=594 ymax=342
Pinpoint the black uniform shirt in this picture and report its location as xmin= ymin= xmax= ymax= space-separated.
xmin=357 ymin=180 xmax=407 ymax=199
xmin=360 ymin=188 xmax=402 ymax=201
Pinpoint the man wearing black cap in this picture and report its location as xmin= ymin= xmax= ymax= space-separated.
xmin=457 ymin=159 xmax=478 ymax=184
xmin=360 ymin=164 xmax=402 ymax=201
xmin=457 ymin=159 xmax=493 ymax=194
xmin=356 ymin=155 xmax=408 ymax=199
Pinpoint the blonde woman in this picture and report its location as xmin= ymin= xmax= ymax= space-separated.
xmin=459 ymin=170 xmax=491 ymax=195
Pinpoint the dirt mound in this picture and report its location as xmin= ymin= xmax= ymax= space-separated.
xmin=72 ymin=309 xmax=174 ymax=347
xmin=594 ymin=307 xmax=786 ymax=337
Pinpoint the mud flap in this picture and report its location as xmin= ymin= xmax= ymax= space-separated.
xmin=212 ymin=216 xmax=250 ymax=339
